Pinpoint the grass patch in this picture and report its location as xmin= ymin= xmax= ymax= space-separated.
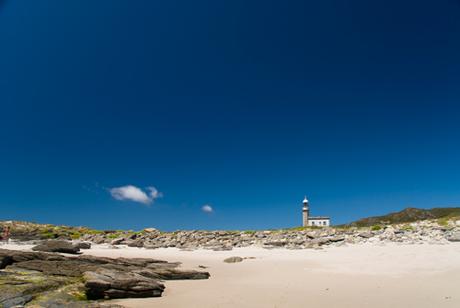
xmin=70 ymin=232 xmax=82 ymax=240
xmin=401 ymin=224 xmax=414 ymax=231
xmin=371 ymin=225 xmax=382 ymax=231
xmin=71 ymin=290 xmax=87 ymax=301
xmin=437 ymin=218 xmax=449 ymax=227
xmin=40 ymin=231 xmax=57 ymax=239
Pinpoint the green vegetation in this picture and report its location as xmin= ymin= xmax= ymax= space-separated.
xmin=70 ymin=232 xmax=82 ymax=240
xmin=371 ymin=225 xmax=382 ymax=231
xmin=0 ymin=220 xmax=109 ymax=241
xmin=71 ymin=290 xmax=87 ymax=301
xmin=279 ymin=226 xmax=321 ymax=232
xmin=40 ymin=230 xmax=57 ymax=239
xmin=283 ymin=226 xmax=308 ymax=231
xmin=401 ymin=224 xmax=414 ymax=231
xmin=106 ymin=233 xmax=120 ymax=239
xmin=437 ymin=218 xmax=449 ymax=227
xmin=347 ymin=207 xmax=460 ymax=227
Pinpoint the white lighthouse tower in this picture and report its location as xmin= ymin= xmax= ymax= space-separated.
xmin=302 ymin=196 xmax=309 ymax=227
xmin=301 ymin=196 xmax=331 ymax=227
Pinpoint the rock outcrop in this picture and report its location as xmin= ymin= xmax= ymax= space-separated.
xmin=3 ymin=213 xmax=460 ymax=252
xmin=0 ymin=248 xmax=209 ymax=307
xmin=32 ymin=240 xmax=82 ymax=254
xmin=84 ymin=269 xmax=165 ymax=299
xmin=73 ymin=219 xmax=460 ymax=251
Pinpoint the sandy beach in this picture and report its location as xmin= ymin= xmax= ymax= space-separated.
xmin=6 ymin=243 xmax=454 ymax=308
xmin=3 ymin=242 xmax=460 ymax=307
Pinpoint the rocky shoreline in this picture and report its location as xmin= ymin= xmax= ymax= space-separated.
xmin=0 ymin=246 xmax=209 ymax=308
xmin=2 ymin=219 xmax=460 ymax=252
xmin=77 ymin=219 xmax=460 ymax=251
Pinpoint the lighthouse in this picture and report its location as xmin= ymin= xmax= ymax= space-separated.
xmin=302 ymin=196 xmax=309 ymax=227
xmin=301 ymin=196 xmax=331 ymax=227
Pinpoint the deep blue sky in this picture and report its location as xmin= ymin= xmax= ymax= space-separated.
xmin=1 ymin=1 xmax=460 ymax=231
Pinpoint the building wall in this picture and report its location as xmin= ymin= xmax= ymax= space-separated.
xmin=302 ymin=209 xmax=309 ymax=227
xmin=307 ymin=219 xmax=330 ymax=227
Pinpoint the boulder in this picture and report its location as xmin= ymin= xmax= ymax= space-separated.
xmin=74 ymin=241 xmax=92 ymax=249
xmin=264 ymin=241 xmax=287 ymax=247
xmin=328 ymin=236 xmax=345 ymax=242
xmin=223 ymin=256 xmax=243 ymax=263
xmin=126 ymin=239 xmax=144 ymax=248
xmin=32 ymin=240 xmax=81 ymax=254
xmin=110 ymin=238 xmax=125 ymax=246
xmin=358 ymin=232 xmax=373 ymax=239
xmin=447 ymin=232 xmax=460 ymax=242
xmin=84 ymin=268 xmax=165 ymax=299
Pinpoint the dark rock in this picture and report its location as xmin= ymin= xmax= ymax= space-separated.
xmin=74 ymin=241 xmax=92 ymax=249
xmin=0 ymin=255 xmax=13 ymax=269
xmin=32 ymin=240 xmax=81 ymax=254
xmin=0 ymin=271 xmax=67 ymax=308
xmin=0 ymin=248 xmax=210 ymax=302
xmin=143 ymin=268 xmax=210 ymax=280
xmin=212 ymin=245 xmax=233 ymax=251
xmin=10 ymin=259 xmax=95 ymax=277
xmin=126 ymin=239 xmax=144 ymax=248
xmin=310 ymin=238 xmax=331 ymax=246
xmin=264 ymin=241 xmax=287 ymax=247
xmin=328 ymin=236 xmax=345 ymax=242
xmin=92 ymin=235 xmax=106 ymax=244
xmin=358 ymin=232 xmax=373 ymax=239
xmin=84 ymin=269 xmax=165 ymax=299
xmin=110 ymin=238 xmax=125 ymax=246
xmin=223 ymin=256 xmax=243 ymax=263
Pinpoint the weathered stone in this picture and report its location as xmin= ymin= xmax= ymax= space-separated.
xmin=447 ymin=232 xmax=460 ymax=242
xmin=0 ymin=270 xmax=68 ymax=308
xmin=223 ymin=256 xmax=243 ymax=263
xmin=84 ymin=269 xmax=165 ymax=299
xmin=0 ymin=248 xmax=210 ymax=303
xmin=110 ymin=238 xmax=125 ymax=246
xmin=126 ymin=239 xmax=144 ymax=248
xmin=74 ymin=241 xmax=92 ymax=249
xmin=32 ymin=240 xmax=81 ymax=254
xmin=358 ymin=232 xmax=373 ymax=238
xmin=328 ymin=236 xmax=345 ymax=242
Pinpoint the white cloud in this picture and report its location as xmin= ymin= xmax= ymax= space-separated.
xmin=146 ymin=186 xmax=163 ymax=199
xmin=202 ymin=204 xmax=213 ymax=213
xmin=109 ymin=185 xmax=162 ymax=205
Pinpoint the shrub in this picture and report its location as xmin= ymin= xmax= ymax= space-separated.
xmin=40 ymin=231 xmax=56 ymax=239
xmin=371 ymin=225 xmax=382 ymax=231
xmin=70 ymin=232 xmax=82 ymax=240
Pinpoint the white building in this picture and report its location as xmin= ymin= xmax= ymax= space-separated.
xmin=302 ymin=197 xmax=330 ymax=227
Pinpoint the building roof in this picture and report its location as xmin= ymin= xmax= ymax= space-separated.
xmin=303 ymin=196 xmax=308 ymax=204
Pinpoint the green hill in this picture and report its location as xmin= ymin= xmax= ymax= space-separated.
xmin=347 ymin=207 xmax=460 ymax=227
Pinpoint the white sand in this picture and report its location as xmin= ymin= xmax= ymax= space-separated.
xmin=4 ymin=243 xmax=460 ymax=307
